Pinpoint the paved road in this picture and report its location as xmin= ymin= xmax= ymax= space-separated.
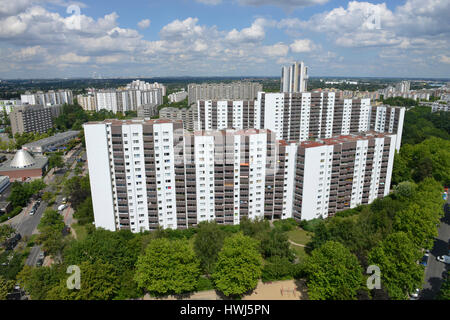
xmin=26 ymin=245 xmax=42 ymax=267
xmin=420 ymin=195 xmax=450 ymax=299
xmin=2 ymin=144 xmax=84 ymax=266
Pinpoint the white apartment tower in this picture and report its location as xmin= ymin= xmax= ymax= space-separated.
xmin=281 ymin=61 xmax=308 ymax=93
xmin=84 ymin=119 xmax=397 ymax=233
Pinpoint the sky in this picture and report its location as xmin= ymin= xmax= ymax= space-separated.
xmin=0 ymin=0 xmax=449 ymax=79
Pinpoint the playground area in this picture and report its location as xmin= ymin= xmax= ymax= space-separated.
xmin=243 ymin=279 xmax=306 ymax=300
xmin=143 ymin=279 xmax=307 ymax=300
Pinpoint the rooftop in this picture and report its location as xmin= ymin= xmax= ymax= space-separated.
xmin=22 ymin=130 xmax=80 ymax=149
xmin=0 ymin=150 xmax=48 ymax=172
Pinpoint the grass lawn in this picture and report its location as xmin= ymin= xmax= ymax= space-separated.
xmin=287 ymin=227 xmax=313 ymax=263
xmin=71 ymin=223 xmax=88 ymax=241
xmin=287 ymin=228 xmax=312 ymax=246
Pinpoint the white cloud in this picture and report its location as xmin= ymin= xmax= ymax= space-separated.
xmin=225 ymin=18 xmax=268 ymax=43
xmin=237 ymin=0 xmax=328 ymax=8
xmin=195 ymin=0 xmax=222 ymax=4
xmin=137 ymin=19 xmax=150 ymax=29
xmin=438 ymin=55 xmax=450 ymax=64
xmin=290 ymin=39 xmax=315 ymax=53
xmin=261 ymin=43 xmax=289 ymax=57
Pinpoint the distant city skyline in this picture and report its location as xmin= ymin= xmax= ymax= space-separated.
xmin=0 ymin=0 xmax=449 ymax=79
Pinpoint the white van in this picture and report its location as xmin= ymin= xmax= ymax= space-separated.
xmin=58 ymin=204 xmax=67 ymax=211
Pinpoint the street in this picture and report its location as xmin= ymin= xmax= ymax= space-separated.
xmin=420 ymin=194 xmax=450 ymax=299
xmin=1 ymin=144 xmax=85 ymax=267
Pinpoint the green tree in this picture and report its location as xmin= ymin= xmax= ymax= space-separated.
xmin=47 ymin=260 xmax=119 ymax=300
xmin=393 ymin=181 xmax=417 ymax=199
xmin=48 ymin=153 xmax=64 ymax=170
xmin=73 ymin=196 xmax=94 ymax=225
xmin=212 ymin=233 xmax=263 ymax=297
xmin=368 ymin=232 xmax=424 ymax=300
xmin=437 ymin=278 xmax=450 ymax=300
xmin=0 ymin=275 xmax=14 ymax=300
xmin=303 ymin=241 xmax=364 ymax=300
xmin=261 ymin=256 xmax=297 ymax=282
xmin=16 ymin=265 xmax=64 ymax=300
xmin=8 ymin=182 xmax=29 ymax=207
xmin=0 ymin=224 xmax=15 ymax=245
xmin=260 ymin=228 xmax=295 ymax=261
xmin=393 ymin=203 xmax=438 ymax=250
xmin=38 ymin=209 xmax=65 ymax=232
xmin=193 ymin=221 xmax=226 ymax=275
xmin=239 ymin=217 xmax=271 ymax=240
xmin=63 ymin=175 xmax=91 ymax=210
xmin=134 ymin=238 xmax=200 ymax=296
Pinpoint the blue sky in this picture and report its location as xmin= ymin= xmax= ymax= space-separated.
xmin=0 ymin=0 xmax=449 ymax=78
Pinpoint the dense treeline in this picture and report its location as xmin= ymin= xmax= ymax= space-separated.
xmin=54 ymin=103 xmax=138 ymax=131
xmin=12 ymin=218 xmax=301 ymax=300
xmin=302 ymin=178 xmax=444 ymax=299
xmin=401 ymin=106 xmax=450 ymax=145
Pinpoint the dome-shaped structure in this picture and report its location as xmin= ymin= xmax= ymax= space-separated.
xmin=10 ymin=149 xmax=36 ymax=168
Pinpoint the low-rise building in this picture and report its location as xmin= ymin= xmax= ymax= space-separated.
xmin=0 ymin=149 xmax=48 ymax=181
xmin=21 ymin=130 xmax=80 ymax=154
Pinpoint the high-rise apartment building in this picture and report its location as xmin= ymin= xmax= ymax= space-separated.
xmin=168 ymin=90 xmax=188 ymax=103
xmin=197 ymin=100 xmax=259 ymax=130
xmin=293 ymin=133 xmax=396 ymax=221
xmin=94 ymin=88 xmax=162 ymax=113
xmin=10 ymin=105 xmax=54 ymax=135
xmin=281 ymin=61 xmax=308 ymax=93
xmin=21 ymin=90 xmax=73 ymax=106
xmin=76 ymin=94 xmax=97 ymax=111
xmin=188 ymin=93 xmax=404 ymax=151
xmin=126 ymin=80 xmax=166 ymax=96
xmin=187 ymin=82 xmax=262 ymax=106
xmin=395 ymin=81 xmax=410 ymax=93
xmin=159 ymin=106 xmax=199 ymax=131
xmin=84 ymin=119 xmax=397 ymax=233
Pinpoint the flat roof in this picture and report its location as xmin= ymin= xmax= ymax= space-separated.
xmin=22 ymin=131 xmax=80 ymax=149
xmin=84 ymin=119 xmax=183 ymax=126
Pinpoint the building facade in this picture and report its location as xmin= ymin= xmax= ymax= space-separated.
xmin=84 ymin=119 xmax=397 ymax=233
xmin=9 ymin=105 xmax=54 ymax=135
xmin=190 ymin=93 xmax=404 ymax=151
xmin=77 ymin=94 xmax=97 ymax=111
xmin=281 ymin=61 xmax=308 ymax=93
xmin=21 ymin=90 xmax=73 ymax=106
xmin=95 ymin=88 xmax=163 ymax=113
xmin=187 ymin=82 xmax=262 ymax=106
xmin=168 ymin=90 xmax=188 ymax=103
xmin=159 ymin=106 xmax=199 ymax=131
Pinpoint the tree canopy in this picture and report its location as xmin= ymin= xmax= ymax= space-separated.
xmin=212 ymin=233 xmax=263 ymax=297
xmin=303 ymin=241 xmax=364 ymax=300
xmin=134 ymin=238 xmax=200 ymax=296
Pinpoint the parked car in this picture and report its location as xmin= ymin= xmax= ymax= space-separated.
xmin=437 ymin=255 xmax=450 ymax=264
xmin=409 ymin=288 xmax=420 ymax=300
xmin=61 ymin=197 xmax=67 ymax=204
xmin=58 ymin=204 xmax=67 ymax=211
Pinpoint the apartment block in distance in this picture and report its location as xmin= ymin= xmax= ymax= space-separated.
xmin=10 ymin=105 xmax=54 ymax=135
xmin=84 ymin=119 xmax=397 ymax=233
xmin=159 ymin=106 xmax=199 ymax=131
xmin=187 ymin=82 xmax=262 ymax=106
xmin=281 ymin=61 xmax=308 ymax=93
xmin=190 ymin=93 xmax=404 ymax=151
